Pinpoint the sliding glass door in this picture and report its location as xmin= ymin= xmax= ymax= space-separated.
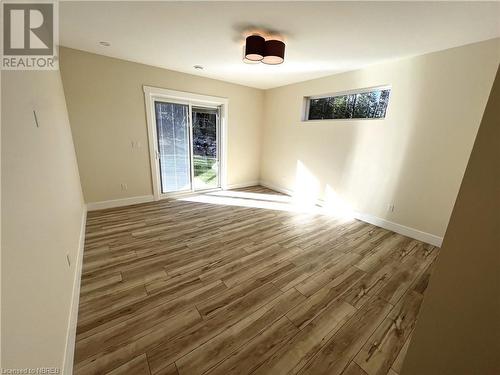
xmin=153 ymin=100 xmax=220 ymax=195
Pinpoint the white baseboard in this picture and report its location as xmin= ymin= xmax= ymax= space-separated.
xmin=63 ymin=208 xmax=87 ymax=375
xmin=355 ymin=212 xmax=443 ymax=247
xmin=86 ymin=195 xmax=154 ymax=211
xmin=259 ymin=180 xmax=294 ymax=196
xmin=259 ymin=179 xmax=443 ymax=247
xmin=225 ymin=181 xmax=260 ymax=190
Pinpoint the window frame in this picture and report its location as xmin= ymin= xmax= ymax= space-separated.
xmin=302 ymin=85 xmax=392 ymax=122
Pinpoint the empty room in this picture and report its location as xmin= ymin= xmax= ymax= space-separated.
xmin=2 ymin=1 xmax=499 ymax=374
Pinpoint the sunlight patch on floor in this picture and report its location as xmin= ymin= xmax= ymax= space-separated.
xmin=206 ymin=190 xmax=291 ymax=203
xmin=179 ymin=190 xmax=355 ymax=219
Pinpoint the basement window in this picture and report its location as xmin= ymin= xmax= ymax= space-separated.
xmin=304 ymin=86 xmax=391 ymax=121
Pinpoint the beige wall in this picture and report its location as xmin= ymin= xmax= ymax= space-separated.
xmin=402 ymin=66 xmax=500 ymax=375
xmin=59 ymin=47 xmax=264 ymax=204
xmin=1 ymin=70 xmax=85 ymax=370
xmin=261 ymin=38 xmax=500 ymax=238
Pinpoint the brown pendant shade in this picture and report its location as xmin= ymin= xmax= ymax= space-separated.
xmin=262 ymin=40 xmax=285 ymax=65
xmin=244 ymin=35 xmax=265 ymax=61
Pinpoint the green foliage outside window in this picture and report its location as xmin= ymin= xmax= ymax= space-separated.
xmin=308 ymin=88 xmax=390 ymax=120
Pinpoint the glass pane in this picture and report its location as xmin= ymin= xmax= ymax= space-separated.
xmin=307 ymin=88 xmax=390 ymax=120
xmin=155 ymin=101 xmax=191 ymax=193
xmin=352 ymin=92 xmax=372 ymax=118
xmin=332 ymin=95 xmax=353 ymax=119
xmin=192 ymin=107 xmax=219 ymax=190
xmin=308 ymin=97 xmax=333 ymax=120
xmin=375 ymin=89 xmax=391 ymax=118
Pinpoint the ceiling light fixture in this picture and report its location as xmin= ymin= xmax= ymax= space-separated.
xmin=262 ymin=40 xmax=285 ymax=65
xmin=244 ymin=35 xmax=265 ymax=62
xmin=243 ymin=34 xmax=285 ymax=65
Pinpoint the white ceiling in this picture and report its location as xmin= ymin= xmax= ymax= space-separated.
xmin=60 ymin=1 xmax=500 ymax=89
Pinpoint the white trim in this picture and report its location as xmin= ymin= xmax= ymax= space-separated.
xmin=86 ymin=195 xmax=154 ymax=211
xmin=63 ymin=208 xmax=87 ymax=375
xmin=260 ymin=180 xmax=443 ymax=247
xmin=259 ymin=180 xmax=294 ymax=196
xmin=143 ymin=86 xmax=229 ymax=198
xmin=302 ymin=117 xmax=388 ymax=124
xmin=143 ymin=86 xmax=229 ymax=106
xmin=354 ymin=213 xmax=443 ymax=247
xmin=144 ymin=89 xmax=162 ymax=200
xmin=225 ymin=181 xmax=260 ymax=190
xmin=307 ymin=84 xmax=392 ymax=101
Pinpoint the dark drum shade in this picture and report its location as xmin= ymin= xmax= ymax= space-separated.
xmin=245 ymin=35 xmax=265 ymax=61
xmin=262 ymin=40 xmax=285 ymax=65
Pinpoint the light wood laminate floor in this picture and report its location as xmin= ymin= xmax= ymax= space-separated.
xmin=74 ymin=186 xmax=439 ymax=375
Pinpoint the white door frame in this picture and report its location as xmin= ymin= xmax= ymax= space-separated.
xmin=143 ymin=85 xmax=229 ymax=200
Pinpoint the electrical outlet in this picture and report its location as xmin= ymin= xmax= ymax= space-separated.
xmin=66 ymin=253 xmax=71 ymax=268
xmin=121 ymin=183 xmax=128 ymax=191
xmin=387 ymin=203 xmax=395 ymax=212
